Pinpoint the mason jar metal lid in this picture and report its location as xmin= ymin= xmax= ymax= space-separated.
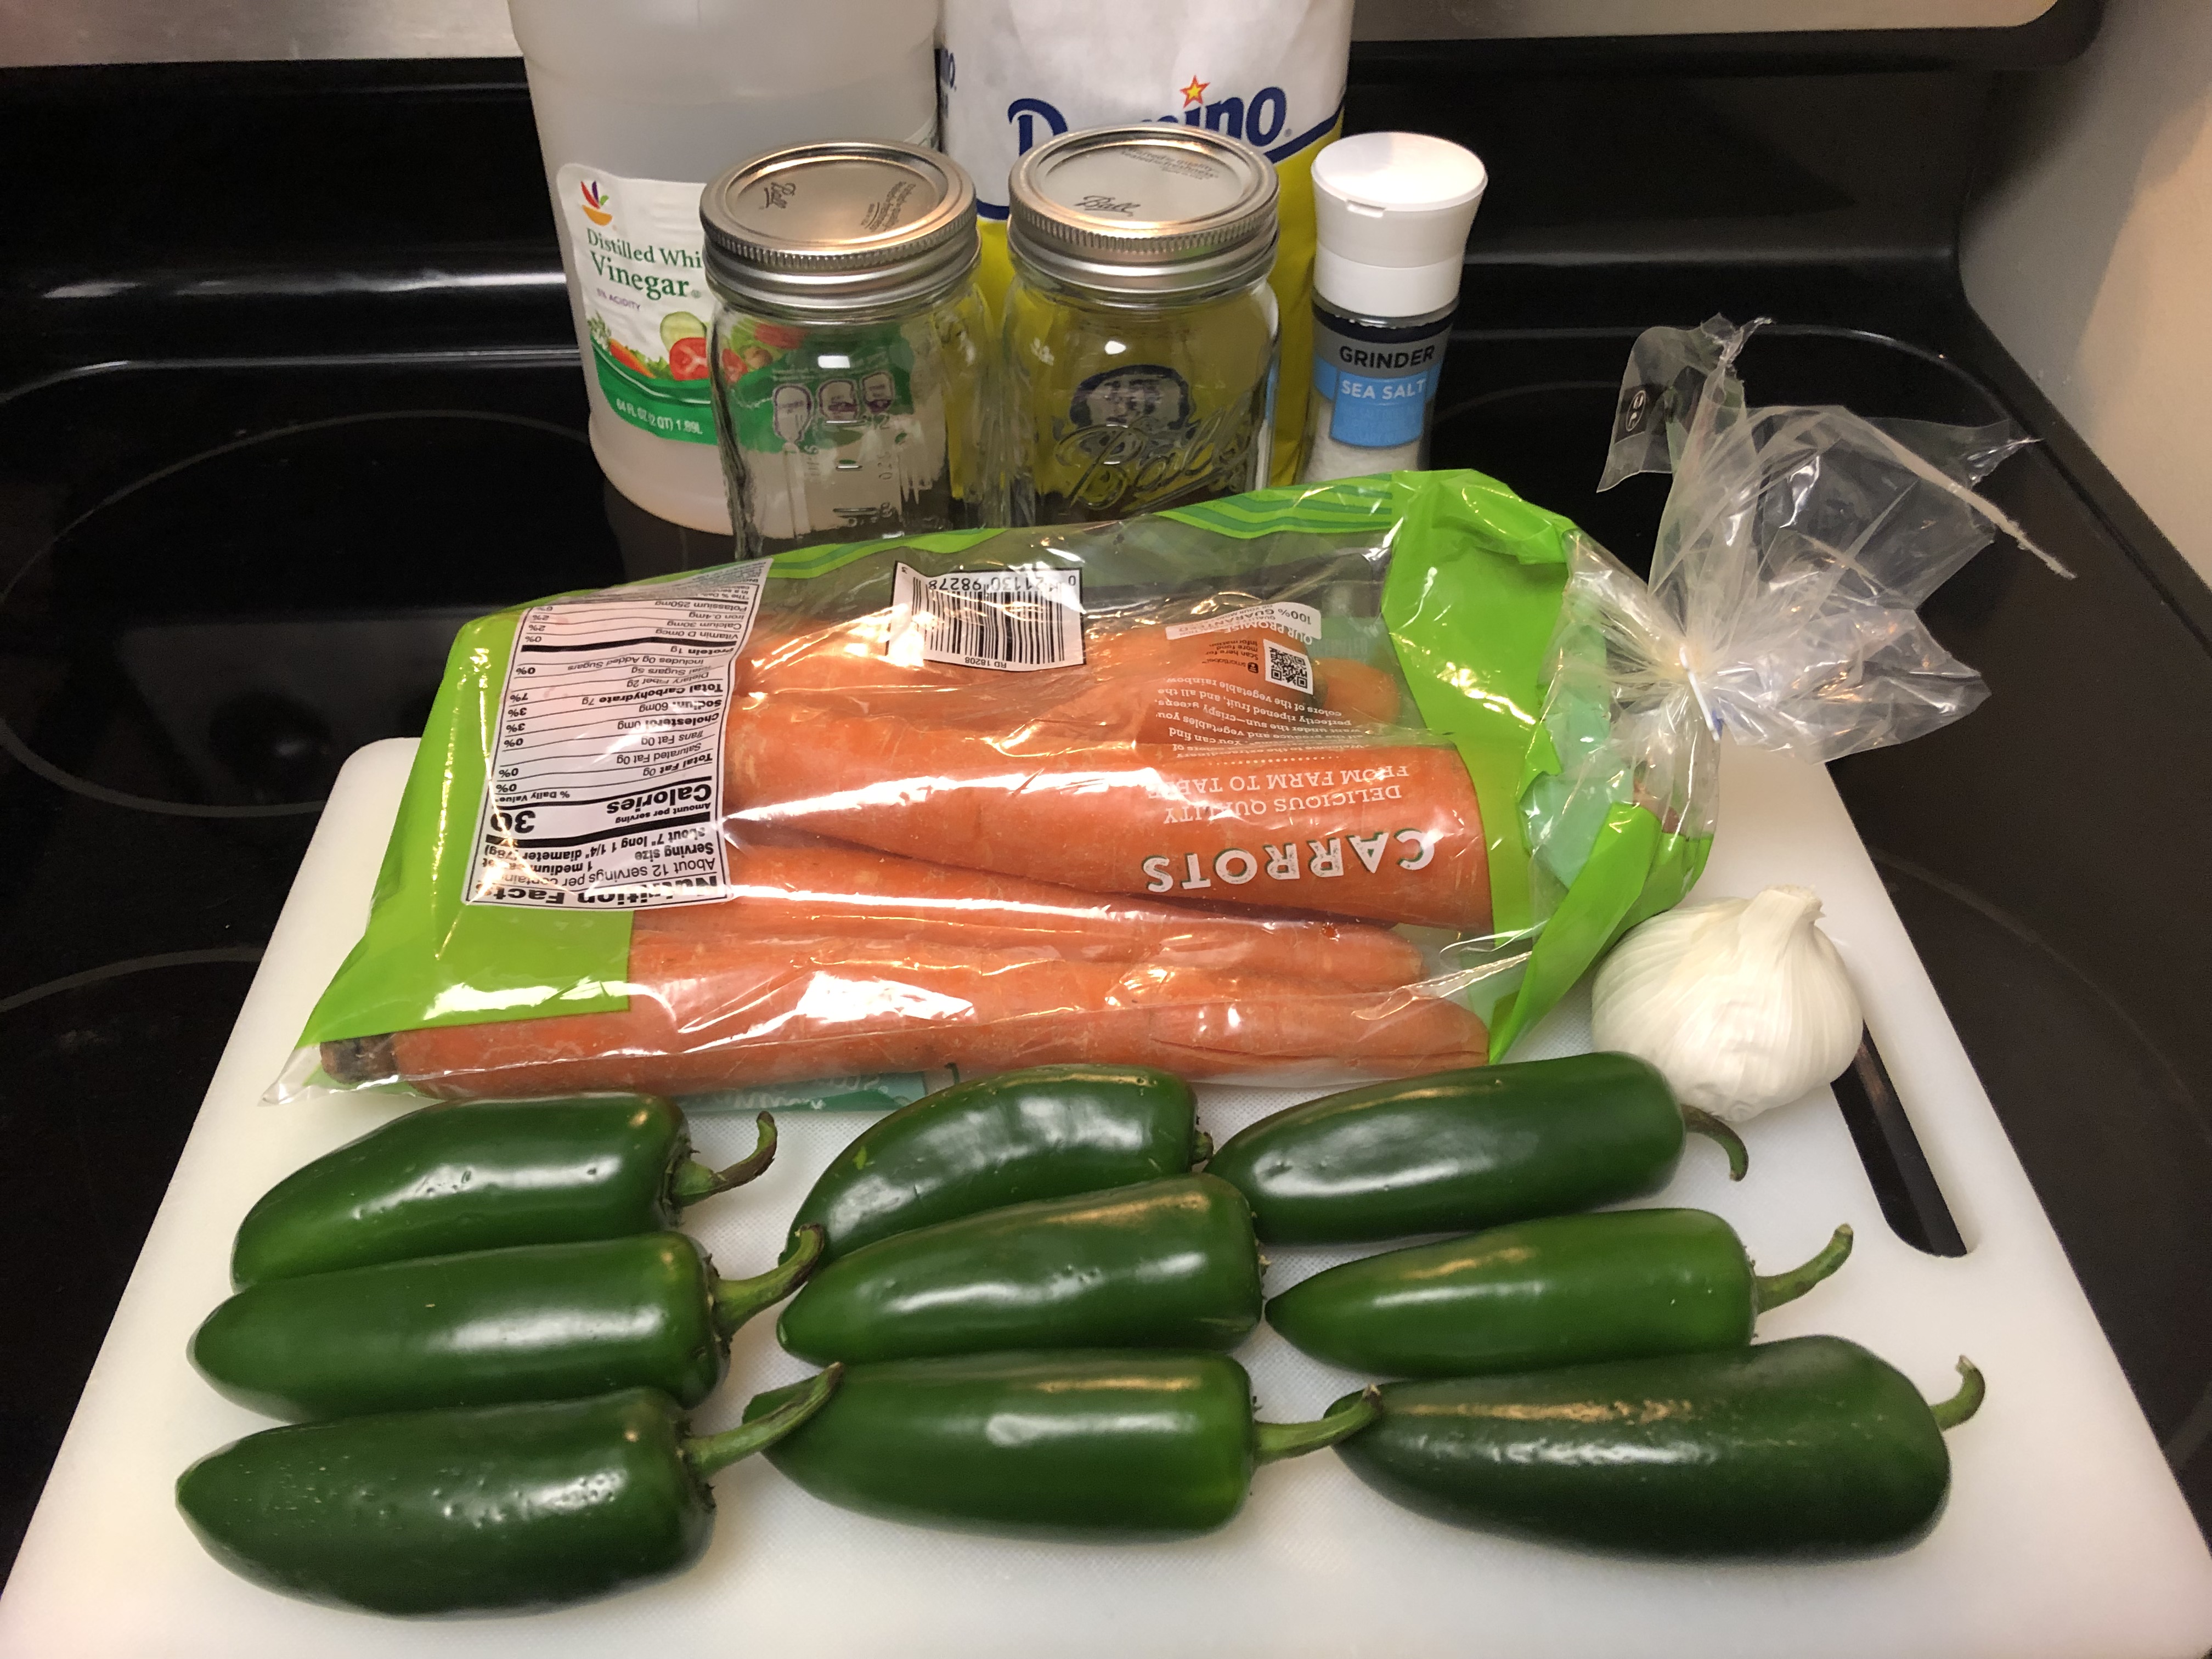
xmin=701 ymin=142 xmax=979 ymax=313
xmin=1007 ymin=125 xmax=1280 ymax=301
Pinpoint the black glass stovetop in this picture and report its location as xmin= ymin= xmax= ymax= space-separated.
xmin=2 ymin=315 xmax=2209 ymax=1573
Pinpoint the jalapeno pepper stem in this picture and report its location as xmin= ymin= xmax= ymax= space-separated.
xmin=1680 ymin=1106 xmax=1750 ymax=1181
xmin=674 ymin=1112 xmax=778 ymax=1206
xmin=1253 ymin=1385 xmax=1382 ymax=1465
xmin=1752 ymin=1223 xmax=1854 ymax=1312
xmin=710 ymin=1223 xmax=826 ymax=1340
xmin=684 ymin=1363 xmax=843 ymax=1480
xmin=1931 ymin=1356 xmax=1986 ymax=1431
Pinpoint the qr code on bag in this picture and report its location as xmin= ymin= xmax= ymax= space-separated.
xmin=1264 ymin=639 xmax=1313 ymax=693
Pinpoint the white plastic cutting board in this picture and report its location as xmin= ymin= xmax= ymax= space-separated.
xmin=5 ymin=737 xmax=2210 ymax=1659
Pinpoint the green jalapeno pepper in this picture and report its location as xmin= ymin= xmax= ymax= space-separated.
xmin=746 ymin=1351 xmax=1378 ymax=1539
xmin=190 ymin=1226 xmax=823 ymax=1420
xmin=788 ymin=1064 xmax=1205 ymax=1261
xmin=230 ymin=1095 xmax=774 ymax=1288
xmin=1335 ymin=1335 xmax=1984 ymax=1556
xmin=779 ymin=1174 xmax=1261 ymax=1365
xmin=1268 ymin=1209 xmax=1852 ymax=1378
xmin=1205 ymin=1052 xmax=1746 ymax=1244
xmin=176 ymin=1369 xmax=839 ymax=1616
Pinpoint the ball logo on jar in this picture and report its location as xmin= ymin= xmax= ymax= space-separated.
xmin=1056 ymin=363 xmax=1260 ymax=514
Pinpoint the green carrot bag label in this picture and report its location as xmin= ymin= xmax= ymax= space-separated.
xmin=281 ymin=318 xmax=2051 ymax=1107
xmin=554 ymin=164 xmax=715 ymax=445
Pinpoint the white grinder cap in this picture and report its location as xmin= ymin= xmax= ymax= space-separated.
xmin=1311 ymin=132 xmax=1487 ymax=319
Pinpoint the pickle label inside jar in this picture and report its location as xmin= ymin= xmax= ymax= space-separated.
xmin=719 ymin=320 xmax=951 ymax=544
xmin=722 ymin=326 xmax=915 ymax=454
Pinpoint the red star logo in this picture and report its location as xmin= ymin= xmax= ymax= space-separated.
xmin=1180 ymin=75 xmax=1209 ymax=108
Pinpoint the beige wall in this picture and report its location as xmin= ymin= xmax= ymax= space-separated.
xmin=1962 ymin=0 xmax=2212 ymax=586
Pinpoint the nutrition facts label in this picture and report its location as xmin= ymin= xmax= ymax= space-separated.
xmin=468 ymin=561 xmax=770 ymax=911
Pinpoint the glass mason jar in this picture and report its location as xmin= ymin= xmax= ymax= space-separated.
xmin=701 ymin=142 xmax=998 ymax=557
xmin=1002 ymin=125 xmax=1280 ymax=526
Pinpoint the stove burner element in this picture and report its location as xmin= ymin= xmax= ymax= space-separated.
xmin=0 ymin=391 xmax=619 ymax=816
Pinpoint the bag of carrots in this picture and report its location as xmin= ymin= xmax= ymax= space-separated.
xmin=284 ymin=321 xmax=2050 ymax=1105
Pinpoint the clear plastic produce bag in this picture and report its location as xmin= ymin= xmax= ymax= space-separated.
xmin=1509 ymin=317 xmax=2065 ymax=1038
xmin=275 ymin=318 xmax=2058 ymax=1107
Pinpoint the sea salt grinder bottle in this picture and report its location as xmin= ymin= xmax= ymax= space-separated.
xmin=1299 ymin=133 xmax=1487 ymax=482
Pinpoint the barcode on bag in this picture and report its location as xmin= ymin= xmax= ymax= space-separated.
xmin=890 ymin=562 xmax=1085 ymax=672
xmin=1264 ymin=639 xmax=1313 ymax=693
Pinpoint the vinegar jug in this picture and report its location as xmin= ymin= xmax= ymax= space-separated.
xmin=510 ymin=0 xmax=938 ymax=534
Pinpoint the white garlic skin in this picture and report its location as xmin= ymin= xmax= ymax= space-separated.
xmin=1590 ymin=884 xmax=1864 ymax=1123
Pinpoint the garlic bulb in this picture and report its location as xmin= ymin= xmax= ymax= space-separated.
xmin=1590 ymin=884 xmax=1862 ymax=1123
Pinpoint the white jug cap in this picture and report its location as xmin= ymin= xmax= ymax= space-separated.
xmin=1311 ymin=132 xmax=1487 ymax=320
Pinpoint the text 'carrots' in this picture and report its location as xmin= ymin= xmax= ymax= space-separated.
xmin=721 ymin=616 xmax=1488 ymax=933
xmin=727 ymin=703 xmax=1490 ymax=933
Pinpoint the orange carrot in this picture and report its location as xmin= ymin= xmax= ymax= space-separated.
xmin=643 ymin=843 xmax=1429 ymax=989
xmin=743 ymin=615 xmax=979 ymax=697
xmin=745 ymin=616 xmax=1403 ymax=738
xmin=724 ymin=699 xmax=1492 ymax=933
xmin=373 ymin=929 xmax=1486 ymax=1099
xmin=741 ymin=616 xmax=1201 ymax=702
